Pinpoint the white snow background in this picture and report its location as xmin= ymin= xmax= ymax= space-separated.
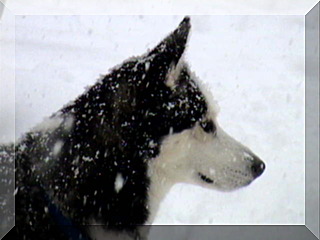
xmin=2 ymin=15 xmax=305 ymax=224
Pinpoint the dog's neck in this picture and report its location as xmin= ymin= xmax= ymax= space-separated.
xmin=145 ymin=131 xmax=192 ymax=224
xmin=146 ymin=161 xmax=175 ymax=224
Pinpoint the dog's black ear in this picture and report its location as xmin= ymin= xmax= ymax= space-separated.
xmin=143 ymin=17 xmax=190 ymax=87
xmin=148 ymin=16 xmax=191 ymax=66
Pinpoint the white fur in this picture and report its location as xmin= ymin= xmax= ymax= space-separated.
xmin=147 ymin=121 xmax=256 ymax=223
xmin=165 ymin=59 xmax=185 ymax=88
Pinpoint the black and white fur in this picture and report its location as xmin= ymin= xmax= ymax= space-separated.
xmin=8 ymin=17 xmax=265 ymax=240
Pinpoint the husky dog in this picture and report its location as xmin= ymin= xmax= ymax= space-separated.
xmin=10 ymin=17 xmax=265 ymax=239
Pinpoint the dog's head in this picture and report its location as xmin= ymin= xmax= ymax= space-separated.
xmin=44 ymin=17 xmax=264 ymax=193
xmin=133 ymin=17 xmax=266 ymax=191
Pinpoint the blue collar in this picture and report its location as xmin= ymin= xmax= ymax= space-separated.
xmin=45 ymin=194 xmax=90 ymax=240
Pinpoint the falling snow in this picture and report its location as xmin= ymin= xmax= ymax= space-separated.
xmin=114 ymin=173 xmax=125 ymax=193
xmin=1 ymin=16 xmax=305 ymax=227
xmin=52 ymin=140 xmax=64 ymax=157
xmin=243 ymin=152 xmax=254 ymax=161
xmin=82 ymin=156 xmax=94 ymax=162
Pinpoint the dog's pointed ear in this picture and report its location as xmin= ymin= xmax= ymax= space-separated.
xmin=148 ymin=16 xmax=191 ymax=65
xmin=145 ymin=17 xmax=191 ymax=86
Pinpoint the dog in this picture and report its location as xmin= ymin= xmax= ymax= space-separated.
xmin=3 ymin=16 xmax=265 ymax=239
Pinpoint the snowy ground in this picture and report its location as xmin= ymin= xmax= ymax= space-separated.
xmin=1 ymin=15 xmax=305 ymax=224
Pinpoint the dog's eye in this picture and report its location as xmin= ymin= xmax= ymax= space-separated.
xmin=200 ymin=120 xmax=216 ymax=135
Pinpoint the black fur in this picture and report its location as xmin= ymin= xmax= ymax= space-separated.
xmin=0 ymin=144 xmax=15 ymax=236
xmin=13 ymin=17 xmax=209 ymax=239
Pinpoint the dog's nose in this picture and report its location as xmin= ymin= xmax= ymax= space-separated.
xmin=251 ymin=158 xmax=265 ymax=178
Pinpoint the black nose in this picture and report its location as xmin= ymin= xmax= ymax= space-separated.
xmin=251 ymin=159 xmax=265 ymax=178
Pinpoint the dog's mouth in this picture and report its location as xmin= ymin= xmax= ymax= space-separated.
xmin=198 ymin=172 xmax=214 ymax=184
